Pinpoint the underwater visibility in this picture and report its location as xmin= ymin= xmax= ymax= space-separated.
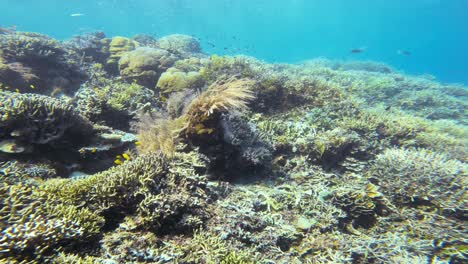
xmin=0 ymin=1 xmax=467 ymax=263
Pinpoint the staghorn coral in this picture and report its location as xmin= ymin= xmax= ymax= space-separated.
xmin=0 ymin=91 xmax=93 ymax=146
xmin=0 ymin=160 xmax=57 ymax=184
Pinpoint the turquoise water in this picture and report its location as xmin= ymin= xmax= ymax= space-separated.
xmin=2 ymin=0 xmax=468 ymax=84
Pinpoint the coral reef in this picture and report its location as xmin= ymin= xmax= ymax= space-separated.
xmin=0 ymin=30 xmax=466 ymax=263
xmin=0 ymin=31 xmax=86 ymax=95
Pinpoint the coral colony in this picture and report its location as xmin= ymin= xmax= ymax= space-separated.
xmin=0 ymin=30 xmax=466 ymax=263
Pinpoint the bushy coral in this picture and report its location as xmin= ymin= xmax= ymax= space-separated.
xmin=0 ymin=32 xmax=65 ymax=61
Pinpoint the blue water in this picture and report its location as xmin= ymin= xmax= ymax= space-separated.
xmin=2 ymin=0 xmax=468 ymax=84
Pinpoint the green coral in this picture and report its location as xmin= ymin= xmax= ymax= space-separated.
xmin=118 ymin=47 xmax=178 ymax=88
xmin=40 ymin=151 xmax=209 ymax=232
xmin=156 ymin=67 xmax=204 ymax=96
xmin=105 ymin=36 xmax=139 ymax=72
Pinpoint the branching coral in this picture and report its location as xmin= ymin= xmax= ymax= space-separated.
xmin=371 ymin=147 xmax=466 ymax=213
xmin=39 ymin=151 xmax=209 ymax=232
xmin=0 ymin=91 xmax=93 ymax=146
xmin=0 ymin=32 xmax=86 ymax=94
xmin=0 ymin=182 xmax=104 ymax=261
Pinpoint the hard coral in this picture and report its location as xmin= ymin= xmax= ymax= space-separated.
xmin=40 ymin=151 xmax=210 ymax=233
xmin=371 ymin=147 xmax=466 ymax=214
xmin=0 ymin=32 xmax=86 ymax=95
xmin=105 ymin=36 xmax=139 ymax=73
xmin=0 ymin=91 xmax=93 ymax=146
xmin=0 ymin=182 xmax=104 ymax=262
xmin=156 ymin=67 xmax=204 ymax=96
xmin=119 ymin=47 xmax=178 ymax=88
xmin=157 ymin=34 xmax=202 ymax=54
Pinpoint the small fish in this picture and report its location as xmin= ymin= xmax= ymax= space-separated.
xmin=10 ymin=129 xmax=24 ymax=137
xmin=29 ymin=84 xmax=35 ymax=89
xmin=15 ymin=88 xmax=20 ymax=93
xmin=351 ymin=47 xmax=367 ymax=53
xmin=135 ymin=141 xmax=142 ymax=146
xmin=122 ymin=153 xmax=131 ymax=161
xmin=207 ymin=42 xmax=216 ymax=47
xmin=91 ymin=147 xmax=97 ymax=153
xmin=397 ymin=50 xmax=411 ymax=56
xmin=116 ymin=155 xmax=122 ymax=159
xmin=0 ymin=139 xmax=27 ymax=153
xmin=114 ymin=159 xmax=123 ymax=165
xmin=70 ymin=13 xmax=85 ymax=17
